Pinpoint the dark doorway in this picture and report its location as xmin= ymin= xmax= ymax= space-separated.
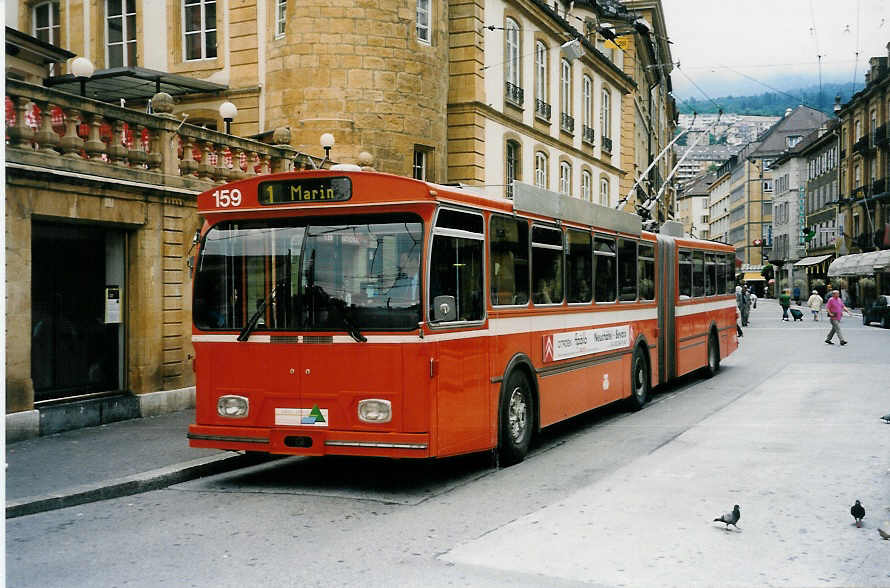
xmin=31 ymin=223 xmax=123 ymax=402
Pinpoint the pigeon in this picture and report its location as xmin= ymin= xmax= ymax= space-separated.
xmin=850 ymin=500 xmax=865 ymax=527
xmin=713 ymin=504 xmax=741 ymax=529
xmin=879 ymin=527 xmax=890 ymax=540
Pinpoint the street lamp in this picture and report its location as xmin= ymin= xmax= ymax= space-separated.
xmin=320 ymin=133 xmax=335 ymax=165
xmin=218 ymin=101 xmax=237 ymax=134
xmin=71 ymin=57 xmax=95 ymax=97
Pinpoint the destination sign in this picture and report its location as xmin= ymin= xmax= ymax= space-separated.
xmin=259 ymin=176 xmax=352 ymax=205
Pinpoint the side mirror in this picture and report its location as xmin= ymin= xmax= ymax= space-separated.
xmin=432 ymin=295 xmax=457 ymax=322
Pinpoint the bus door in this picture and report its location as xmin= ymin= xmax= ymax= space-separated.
xmin=428 ymin=209 xmax=489 ymax=456
xmin=655 ymin=235 xmax=677 ymax=384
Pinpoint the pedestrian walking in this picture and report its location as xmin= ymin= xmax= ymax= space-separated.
xmin=825 ymin=290 xmax=849 ymax=345
xmin=736 ymin=285 xmax=750 ymax=326
xmin=750 ymin=291 xmax=757 ymax=309
xmin=793 ymin=285 xmax=801 ymax=305
xmin=779 ymin=288 xmax=791 ymax=321
xmin=807 ymin=290 xmax=823 ymax=321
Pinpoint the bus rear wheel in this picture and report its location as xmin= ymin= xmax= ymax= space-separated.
xmin=625 ymin=349 xmax=649 ymax=411
xmin=498 ymin=370 xmax=533 ymax=465
xmin=703 ymin=332 xmax=720 ymax=378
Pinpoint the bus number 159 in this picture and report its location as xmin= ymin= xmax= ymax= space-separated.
xmin=212 ymin=188 xmax=242 ymax=208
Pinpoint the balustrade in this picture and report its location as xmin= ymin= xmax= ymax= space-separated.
xmin=5 ymin=78 xmax=297 ymax=190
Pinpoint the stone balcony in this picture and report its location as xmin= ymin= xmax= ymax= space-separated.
xmin=5 ymin=78 xmax=298 ymax=192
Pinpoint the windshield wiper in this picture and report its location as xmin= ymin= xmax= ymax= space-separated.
xmin=333 ymin=299 xmax=366 ymax=343
xmin=237 ymin=285 xmax=278 ymax=342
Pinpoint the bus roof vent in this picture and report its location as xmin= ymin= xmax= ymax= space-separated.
xmin=659 ymin=221 xmax=684 ymax=237
xmin=512 ymin=182 xmax=641 ymax=236
xmin=330 ymin=163 xmax=362 ymax=172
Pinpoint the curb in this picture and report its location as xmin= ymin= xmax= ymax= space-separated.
xmin=6 ymin=452 xmax=265 ymax=519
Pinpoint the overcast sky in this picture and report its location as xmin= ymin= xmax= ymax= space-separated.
xmin=660 ymin=0 xmax=890 ymax=99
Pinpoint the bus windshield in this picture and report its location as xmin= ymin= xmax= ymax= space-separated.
xmin=194 ymin=213 xmax=424 ymax=332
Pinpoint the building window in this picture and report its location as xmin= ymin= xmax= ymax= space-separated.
xmin=275 ymin=0 xmax=286 ymax=38
xmin=559 ymin=161 xmax=571 ymax=195
xmin=599 ymin=175 xmax=610 ymax=206
xmin=535 ymin=151 xmax=548 ymax=189
xmin=416 ymin=0 xmax=430 ymax=44
xmin=582 ymin=75 xmax=594 ymax=144
xmin=106 ymin=0 xmax=137 ymax=67
xmin=505 ymin=18 xmax=520 ymax=88
xmin=601 ymin=86 xmax=611 ymax=146
xmin=505 ymin=140 xmax=520 ymax=198
xmin=560 ymin=59 xmax=571 ymax=115
xmin=786 ymin=135 xmax=801 ymax=148
xmin=413 ymin=149 xmax=427 ymax=181
xmin=33 ymin=1 xmax=61 ymax=45
xmin=535 ymin=41 xmax=547 ymax=105
xmin=183 ymin=0 xmax=217 ymax=60
xmin=581 ymin=170 xmax=592 ymax=201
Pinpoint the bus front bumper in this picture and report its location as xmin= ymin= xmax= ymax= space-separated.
xmin=187 ymin=424 xmax=432 ymax=458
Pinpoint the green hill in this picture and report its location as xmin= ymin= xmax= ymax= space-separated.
xmin=676 ymin=82 xmax=859 ymax=117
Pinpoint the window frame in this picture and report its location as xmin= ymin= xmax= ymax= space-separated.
xmin=413 ymin=148 xmax=427 ymax=181
xmin=593 ymin=234 xmax=617 ymax=303
xmin=582 ymin=74 xmax=593 ymax=130
xmin=559 ymin=160 xmax=572 ymax=196
xmin=601 ymin=86 xmax=611 ymax=140
xmin=505 ymin=18 xmax=521 ymax=88
xmin=416 ymin=0 xmax=431 ymax=44
xmin=32 ymin=1 xmax=61 ymax=45
xmin=535 ymin=151 xmax=548 ymax=189
xmin=581 ymin=169 xmax=592 ymax=202
xmin=531 ymin=224 xmax=564 ymax=306
xmin=599 ymin=175 xmax=610 ymax=207
xmin=275 ymin=0 xmax=287 ymax=38
xmin=535 ymin=40 xmax=547 ymax=104
xmin=182 ymin=0 xmax=218 ymax=61
xmin=505 ymin=140 xmax=520 ymax=199
xmin=566 ymin=228 xmax=593 ymax=304
xmin=560 ymin=58 xmax=571 ymax=116
xmin=429 ymin=207 xmax=486 ymax=326
xmin=106 ymin=0 xmax=138 ymax=67
xmin=489 ymin=214 xmax=530 ymax=307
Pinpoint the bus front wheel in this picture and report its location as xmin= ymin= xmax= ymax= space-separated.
xmin=625 ymin=349 xmax=649 ymax=411
xmin=498 ymin=370 xmax=533 ymax=465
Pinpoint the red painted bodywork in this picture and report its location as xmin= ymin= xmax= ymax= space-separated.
xmin=188 ymin=171 xmax=738 ymax=458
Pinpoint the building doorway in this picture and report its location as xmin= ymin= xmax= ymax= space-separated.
xmin=31 ymin=222 xmax=125 ymax=402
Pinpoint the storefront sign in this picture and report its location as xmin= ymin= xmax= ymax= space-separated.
xmin=105 ymin=286 xmax=121 ymax=324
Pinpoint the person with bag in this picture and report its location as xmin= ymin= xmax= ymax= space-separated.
xmin=736 ymin=286 xmax=750 ymax=326
xmin=807 ymin=289 xmax=823 ymax=321
xmin=825 ymin=290 xmax=849 ymax=345
xmin=779 ymin=288 xmax=791 ymax=321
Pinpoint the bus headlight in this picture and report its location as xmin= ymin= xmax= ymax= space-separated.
xmin=217 ymin=395 xmax=249 ymax=418
xmin=358 ymin=399 xmax=391 ymax=423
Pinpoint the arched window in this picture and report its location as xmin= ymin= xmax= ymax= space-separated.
xmin=601 ymin=86 xmax=611 ymax=141
xmin=535 ymin=41 xmax=547 ymax=105
xmin=505 ymin=18 xmax=520 ymax=88
xmin=581 ymin=170 xmax=592 ymax=201
xmin=559 ymin=161 xmax=572 ymax=195
xmin=106 ymin=0 xmax=138 ymax=67
xmin=506 ymin=140 xmax=520 ymax=198
xmin=600 ymin=175 xmax=610 ymax=206
xmin=582 ymin=75 xmax=593 ymax=143
xmin=535 ymin=151 xmax=548 ymax=189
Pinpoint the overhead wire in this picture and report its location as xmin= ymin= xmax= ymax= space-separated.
xmin=808 ymin=0 xmax=823 ymax=107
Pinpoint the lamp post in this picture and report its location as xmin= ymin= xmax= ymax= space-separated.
xmin=218 ymin=101 xmax=237 ymax=134
xmin=320 ymin=133 xmax=335 ymax=165
xmin=70 ymin=57 xmax=95 ymax=97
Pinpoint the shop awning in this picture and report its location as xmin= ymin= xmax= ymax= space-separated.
xmin=828 ymin=253 xmax=864 ymax=277
xmin=742 ymin=272 xmax=765 ymax=281
xmin=828 ymin=250 xmax=890 ymax=277
xmin=793 ymin=254 xmax=832 ymax=267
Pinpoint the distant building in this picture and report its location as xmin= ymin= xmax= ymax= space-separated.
xmin=674 ymin=144 xmax=742 ymax=186
xmin=674 ymin=171 xmax=714 ymax=239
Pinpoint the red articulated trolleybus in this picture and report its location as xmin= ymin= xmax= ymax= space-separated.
xmin=187 ymin=168 xmax=738 ymax=464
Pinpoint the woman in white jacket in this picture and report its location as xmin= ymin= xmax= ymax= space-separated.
xmin=807 ymin=290 xmax=823 ymax=321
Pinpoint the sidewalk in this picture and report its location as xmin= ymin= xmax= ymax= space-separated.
xmin=5 ymin=409 xmax=261 ymax=518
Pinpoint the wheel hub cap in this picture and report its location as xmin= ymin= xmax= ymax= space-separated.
xmin=508 ymin=387 xmax=527 ymax=442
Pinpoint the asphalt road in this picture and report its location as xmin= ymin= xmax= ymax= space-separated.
xmin=7 ymin=299 xmax=890 ymax=587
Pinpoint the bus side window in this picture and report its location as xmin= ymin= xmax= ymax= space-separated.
xmin=725 ymin=254 xmax=735 ymax=294
xmin=638 ymin=244 xmax=655 ymax=301
xmin=566 ymin=229 xmax=592 ymax=303
xmin=715 ymin=253 xmax=725 ymax=295
xmin=678 ymin=250 xmax=692 ymax=299
xmin=705 ymin=254 xmax=717 ymax=296
xmin=617 ymin=238 xmax=637 ymax=301
xmin=531 ymin=226 xmax=564 ymax=305
xmin=490 ymin=216 xmax=529 ymax=306
xmin=692 ymin=251 xmax=705 ymax=297
xmin=429 ymin=209 xmax=484 ymax=322
xmin=594 ymin=236 xmax=617 ymax=302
